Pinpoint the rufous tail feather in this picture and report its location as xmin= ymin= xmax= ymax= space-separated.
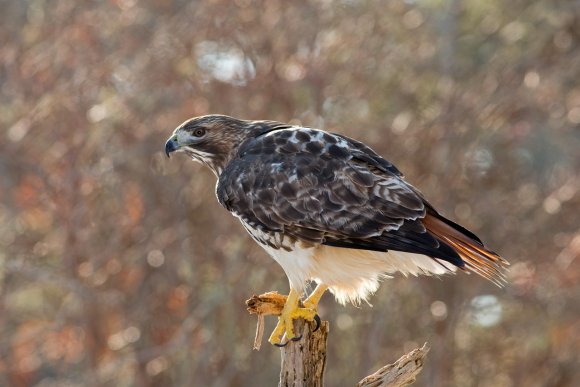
xmin=423 ymin=213 xmax=509 ymax=286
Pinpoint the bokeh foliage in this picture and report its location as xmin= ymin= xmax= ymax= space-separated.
xmin=1 ymin=0 xmax=579 ymax=386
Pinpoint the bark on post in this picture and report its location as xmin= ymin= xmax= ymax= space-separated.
xmin=278 ymin=318 xmax=329 ymax=387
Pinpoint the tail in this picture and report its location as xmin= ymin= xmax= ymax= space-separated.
xmin=423 ymin=211 xmax=509 ymax=286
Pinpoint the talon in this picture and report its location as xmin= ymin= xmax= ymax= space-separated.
xmin=290 ymin=334 xmax=303 ymax=342
xmin=274 ymin=341 xmax=290 ymax=348
xmin=313 ymin=314 xmax=321 ymax=332
xmin=267 ymin=289 xmax=318 ymax=346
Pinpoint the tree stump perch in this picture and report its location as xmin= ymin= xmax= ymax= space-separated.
xmin=246 ymin=292 xmax=428 ymax=387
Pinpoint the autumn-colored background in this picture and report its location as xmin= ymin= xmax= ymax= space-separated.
xmin=1 ymin=0 xmax=579 ymax=386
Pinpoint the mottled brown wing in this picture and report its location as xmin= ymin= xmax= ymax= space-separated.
xmin=216 ymin=127 xmax=470 ymax=267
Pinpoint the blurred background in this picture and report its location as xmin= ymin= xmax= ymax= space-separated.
xmin=1 ymin=0 xmax=579 ymax=386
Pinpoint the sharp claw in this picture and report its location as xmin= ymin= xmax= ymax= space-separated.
xmin=313 ymin=314 xmax=321 ymax=332
xmin=290 ymin=334 xmax=303 ymax=342
xmin=274 ymin=341 xmax=290 ymax=348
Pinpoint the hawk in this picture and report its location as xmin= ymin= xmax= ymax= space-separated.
xmin=165 ymin=115 xmax=508 ymax=346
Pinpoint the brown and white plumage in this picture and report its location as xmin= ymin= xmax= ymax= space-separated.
xmin=165 ymin=114 xmax=508 ymax=305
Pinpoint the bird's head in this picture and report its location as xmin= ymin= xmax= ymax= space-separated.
xmin=165 ymin=114 xmax=254 ymax=176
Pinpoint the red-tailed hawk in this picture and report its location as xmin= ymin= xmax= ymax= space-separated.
xmin=165 ymin=115 xmax=508 ymax=346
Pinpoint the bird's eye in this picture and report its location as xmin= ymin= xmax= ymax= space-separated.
xmin=193 ymin=128 xmax=206 ymax=137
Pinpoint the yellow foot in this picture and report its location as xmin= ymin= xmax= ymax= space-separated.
xmin=268 ymin=289 xmax=317 ymax=346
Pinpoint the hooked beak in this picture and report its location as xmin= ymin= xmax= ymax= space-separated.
xmin=165 ymin=137 xmax=179 ymax=158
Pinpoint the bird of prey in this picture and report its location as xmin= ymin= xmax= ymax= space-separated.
xmin=165 ymin=115 xmax=508 ymax=346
